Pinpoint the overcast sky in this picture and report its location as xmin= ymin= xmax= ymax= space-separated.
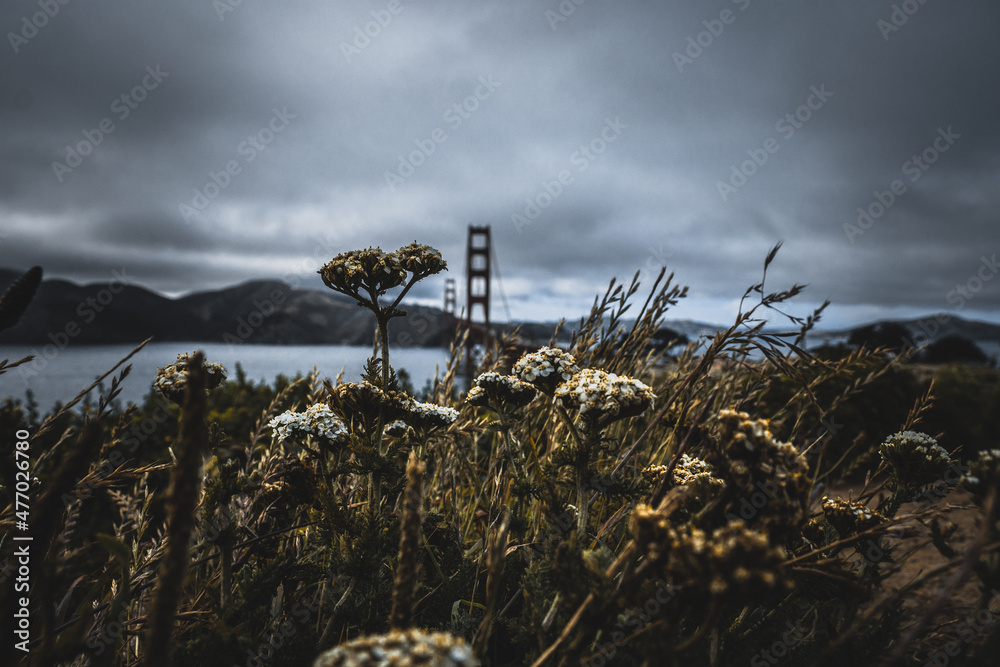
xmin=2 ymin=0 xmax=998 ymax=330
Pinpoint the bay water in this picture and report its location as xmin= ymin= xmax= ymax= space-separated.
xmin=1 ymin=342 xmax=456 ymax=413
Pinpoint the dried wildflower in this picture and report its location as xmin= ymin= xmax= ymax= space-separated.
xmin=318 ymin=243 xmax=446 ymax=302
xmin=800 ymin=517 xmax=829 ymax=551
xmin=391 ymin=241 xmax=447 ymax=279
xmin=963 ymin=448 xmax=1000 ymax=503
xmin=672 ymin=454 xmax=723 ymax=487
xmin=631 ymin=506 xmax=789 ymax=598
xmin=822 ymin=496 xmax=884 ymax=537
xmin=630 ymin=503 xmax=677 ymax=562
xmin=696 ymin=521 xmax=791 ymax=597
xmin=640 ymin=464 xmax=669 ymax=484
xmin=466 ymin=371 xmax=537 ymax=409
xmin=879 ymin=431 xmax=952 ymax=492
xmin=153 ymin=352 xmax=226 ymax=403
xmin=312 ymin=628 xmax=478 ymax=667
xmin=512 ymin=346 xmax=579 ymax=393
xmin=268 ymin=403 xmax=349 ymax=447
xmin=642 ymin=455 xmax=726 ymax=505
xmin=554 ymin=368 xmax=655 ymax=428
xmin=706 ymin=410 xmax=811 ymax=545
xmin=319 ymin=246 xmax=408 ymax=297
xmin=329 ymin=381 xmax=411 ymax=428
xmin=403 ymin=399 xmax=459 ymax=431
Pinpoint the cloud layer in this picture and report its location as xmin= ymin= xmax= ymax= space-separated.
xmin=3 ymin=0 xmax=998 ymax=328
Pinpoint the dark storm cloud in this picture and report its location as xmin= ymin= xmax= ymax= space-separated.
xmin=2 ymin=0 xmax=998 ymax=328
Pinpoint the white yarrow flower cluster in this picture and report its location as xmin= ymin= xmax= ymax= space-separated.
xmin=513 ymin=346 xmax=579 ymax=391
xmin=879 ymin=430 xmax=952 ymax=490
xmin=880 ymin=431 xmax=951 ymax=465
xmin=555 ymin=368 xmax=655 ymax=425
xmin=404 ymin=399 xmax=459 ymax=430
xmin=466 ymin=385 xmax=487 ymax=404
xmin=269 ymin=403 xmax=348 ymax=445
xmin=466 ymin=371 xmax=537 ymax=408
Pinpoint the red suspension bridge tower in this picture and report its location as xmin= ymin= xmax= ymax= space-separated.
xmin=465 ymin=225 xmax=491 ymax=365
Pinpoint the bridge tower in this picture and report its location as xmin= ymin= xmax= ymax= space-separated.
xmin=443 ymin=277 xmax=457 ymax=316
xmin=465 ymin=225 xmax=491 ymax=366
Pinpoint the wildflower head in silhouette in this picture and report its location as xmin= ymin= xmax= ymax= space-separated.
xmin=643 ymin=454 xmax=726 ymax=511
xmin=554 ymin=368 xmax=655 ymax=429
xmin=513 ymin=346 xmax=579 ymax=394
xmin=822 ymin=496 xmax=884 ymax=538
xmin=393 ymin=241 xmax=447 ymax=280
xmin=319 ymin=242 xmax=447 ymax=387
xmin=631 ymin=506 xmax=789 ymax=599
xmin=328 ymin=380 xmax=410 ymax=431
xmin=319 ymin=247 xmax=406 ymax=300
xmin=466 ymin=371 xmax=537 ymax=409
xmin=879 ymin=431 xmax=951 ymax=493
xmin=153 ymin=352 xmax=226 ymax=403
xmin=318 ymin=243 xmax=447 ymax=306
xmin=705 ymin=409 xmax=811 ymax=545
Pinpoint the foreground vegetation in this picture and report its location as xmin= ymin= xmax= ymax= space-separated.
xmin=1 ymin=244 xmax=999 ymax=666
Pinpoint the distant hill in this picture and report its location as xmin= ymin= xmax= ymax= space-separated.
xmin=1 ymin=268 xmax=997 ymax=357
xmin=814 ymin=314 xmax=1000 ymax=344
xmin=0 ymin=268 xmax=452 ymax=347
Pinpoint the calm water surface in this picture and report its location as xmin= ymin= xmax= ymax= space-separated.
xmin=0 ymin=342 xmax=455 ymax=412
